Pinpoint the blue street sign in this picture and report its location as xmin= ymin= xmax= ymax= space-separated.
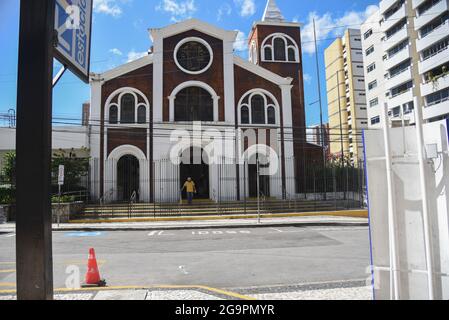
xmin=54 ymin=0 xmax=93 ymax=83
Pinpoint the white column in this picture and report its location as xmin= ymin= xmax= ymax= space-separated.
xmin=223 ymin=39 xmax=235 ymax=124
xmin=153 ymin=36 xmax=164 ymax=122
xmin=279 ymin=83 xmax=295 ymax=196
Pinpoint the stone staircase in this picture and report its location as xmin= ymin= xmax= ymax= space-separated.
xmin=72 ymin=198 xmax=363 ymax=220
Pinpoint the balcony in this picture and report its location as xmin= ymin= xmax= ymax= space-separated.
xmin=419 ymin=45 xmax=449 ymax=74
xmin=387 ymin=88 xmax=414 ymax=109
xmin=384 ymin=44 xmax=411 ymax=70
xmin=386 ymin=67 xmax=413 ymax=90
xmin=416 ymin=22 xmax=449 ymax=52
xmin=423 ymin=99 xmax=449 ymax=120
xmin=421 ymin=74 xmax=449 ymax=96
xmin=412 ymin=0 xmax=427 ymax=9
xmin=381 ymin=5 xmax=407 ymax=32
xmin=380 ymin=0 xmax=399 ymax=15
xmin=415 ymin=0 xmax=449 ymax=31
xmin=383 ymin=26 xmax=409 ymax=51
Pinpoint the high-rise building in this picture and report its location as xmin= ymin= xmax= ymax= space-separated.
xmin=325 ymin=29 xmax=367 ymax=163
xmin=414 ymin=0 xmax=449 ymax=122
xmin=361 ymin=10 xmax=386 ymax=129
xmin=361 ymin=0 xmax=449 ymax=129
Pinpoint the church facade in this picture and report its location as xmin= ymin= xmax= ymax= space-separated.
xmin=88 ymin=0 xmax=315 ymax=203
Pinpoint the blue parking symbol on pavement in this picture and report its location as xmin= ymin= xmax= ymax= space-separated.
xmin=65 ymin=232 xmax=104 ymax=237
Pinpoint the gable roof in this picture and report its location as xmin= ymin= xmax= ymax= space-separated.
xmin=233 ymin=56 xmax=292 ymax=86
xmin=91 ymin=53 xmax=153 ymax=82
xmin=149 ymin=18 xmax=238 ymax=42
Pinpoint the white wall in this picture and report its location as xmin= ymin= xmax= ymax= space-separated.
xmin=365 ymin=119 xmax=449 ymax=299
xmin=0 ymin=126 xmax=89 ymax=151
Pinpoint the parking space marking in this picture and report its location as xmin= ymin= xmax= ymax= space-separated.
xmin=64 ymin=232 xmax=104 ymax=237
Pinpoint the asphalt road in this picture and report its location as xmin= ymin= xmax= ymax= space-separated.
xmin=0 ymin=225 xmax=371 ymax=291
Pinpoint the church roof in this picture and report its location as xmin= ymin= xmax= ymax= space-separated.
xmin=262 ymin=0 xmax=286 ymax=23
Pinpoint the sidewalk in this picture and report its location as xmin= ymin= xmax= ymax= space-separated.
xmin=0 ymin=215 xmax=368 ymax=232
xmin=0 ymin=280 xmax=373 ymax=300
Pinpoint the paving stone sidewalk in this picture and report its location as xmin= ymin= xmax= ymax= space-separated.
xmin=0 ymin=285 xmax=373 ymax=300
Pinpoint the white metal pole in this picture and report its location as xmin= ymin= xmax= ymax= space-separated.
xmin=381 ymin=103 xmax=400 ymax=300
xmin=413 ymin=97 xmax=435 ymax=300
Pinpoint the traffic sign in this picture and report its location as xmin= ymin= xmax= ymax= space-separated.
xmin=58 ymin=165 xmax=65 ymax=186
xmin=54 ymin=0 xmax=93 ymax=83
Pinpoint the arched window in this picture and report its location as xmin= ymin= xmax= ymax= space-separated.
xmin=288 ymin=47 xmax=296 ymax=62
xmin=121 ymin=94 xmax=135 ymax=124
xmin=175 ymin=87 xmax=214 ymax=122
xmin=238 ymin=90 xmax=279 ymax=126
xmin=251 ymin=95 xmax=265 ymax=124
xmin=109 ymin=106 xmax=118 ymax=124
xmin=261 ymin=33 xmax=299 ymax=63
xmin=264 ymin=46 xmax=273 ymax=61
xmin=137 ymin=106 xmax=146 ymax=124
xmin=267 ymin=106 xmax=276 ymax=125
xmin=241 ymin=106 xmax=250 ymax=124
xmin=274 ymin=38 xmax=286 ymax=61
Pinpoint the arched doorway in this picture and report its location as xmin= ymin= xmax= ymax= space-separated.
xmin=248 ymin=155 xmax=271 ymax=198
xmin=117 ymin=155 xmax=140 ymax=202
xmin=180 ymin=147 xmax=210 ymax=199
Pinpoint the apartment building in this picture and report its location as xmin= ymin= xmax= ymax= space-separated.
xmin=361 ymin=0 xmax=449 ymax=129
xmin=361 ymin=10 xmax=386 ymax=129
xmin=325 ymin=29 xmax=368 ymax=162
xmin=414 ymin=0 xmax=449 ymax=122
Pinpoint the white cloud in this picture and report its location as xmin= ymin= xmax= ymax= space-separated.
xmin=234 ymin=0 xmax=255 ymax=18
xmin=233 ymin=30 xmax=248 ymax=52
xmin=156 ymin=0 xmax=197 ymax=22
xmin=127 ymin=50 xmax=147 ymax=62
xmin=301 ymin=4 xmax=379 ymax=54
xmin=109 ymin=48 xmax=123 ymax=56
xmin=93 ymin=0 xmax=123 ymax=17
xmin=217 ymin=3 xmax=232 ymax=21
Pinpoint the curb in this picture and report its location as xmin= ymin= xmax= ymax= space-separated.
xmin=53 ymin=221 xmax=368 ymax=232
xmin=68 ymin=210 xmax=368 ymax=224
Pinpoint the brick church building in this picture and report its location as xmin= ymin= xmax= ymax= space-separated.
xmin=88 ymin=0 xmax=318 ymax=203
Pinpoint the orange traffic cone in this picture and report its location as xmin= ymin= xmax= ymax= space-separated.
xmin=82 ymin=248 xmax=106 ymax=287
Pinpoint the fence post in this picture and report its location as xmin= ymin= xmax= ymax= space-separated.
xmin=333 ymin=167 xmax=337 ymax=211
xmin=313 ymin=166 xmax=316 ymax=212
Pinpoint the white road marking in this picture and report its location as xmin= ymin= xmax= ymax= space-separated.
xmin=191 ymin=230 xmax=252 ymax=236
xmin=148 ymin=231 xmax=174 ymax=237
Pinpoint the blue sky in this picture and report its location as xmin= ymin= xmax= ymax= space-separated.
xmin=0 ymin=0 xmax=379 ymax=126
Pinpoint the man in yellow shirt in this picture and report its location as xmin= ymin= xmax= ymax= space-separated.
xmin=182 ymin=177 xmax=196 ymax=204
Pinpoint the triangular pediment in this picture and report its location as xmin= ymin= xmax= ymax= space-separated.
xmin=149 ymin=18 xmax=238 ymax=42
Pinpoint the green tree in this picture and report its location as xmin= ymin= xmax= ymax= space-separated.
xmin=51 ymin=148 xmax=89 ymax=192
xmin=0 ymin=152 xmax=16 ymax=204
xmin=1 ymin=151 xmax=16 ymax=186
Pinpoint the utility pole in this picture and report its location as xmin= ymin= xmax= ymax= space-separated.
xmin=336 ymin=70 xmax=345 ymax=160
xmin=312 ymin=18 xmax=327 ymax=199
xmin=16 ymin=0 xmax=56 ymax=300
